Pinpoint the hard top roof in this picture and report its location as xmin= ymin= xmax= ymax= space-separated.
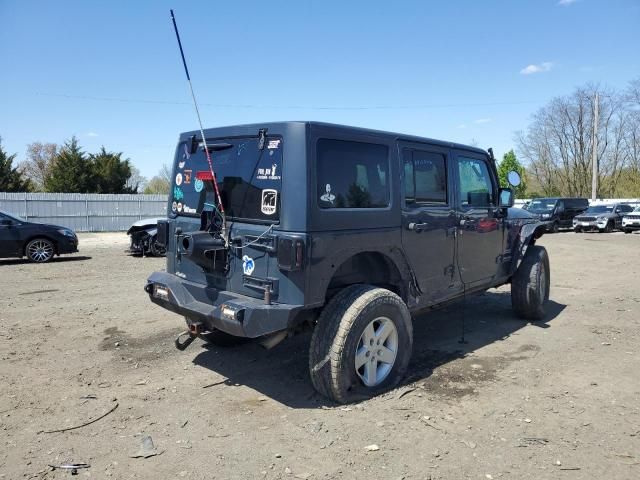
xmin=180 ymin=121 xmax=488 ymax=155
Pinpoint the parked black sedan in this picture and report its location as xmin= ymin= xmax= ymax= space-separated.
xmin=0 ymin=210 xmax=78 ymax=263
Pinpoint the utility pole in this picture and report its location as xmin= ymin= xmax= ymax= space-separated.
xmin=591 ymin=92 xmax=599 ymax=201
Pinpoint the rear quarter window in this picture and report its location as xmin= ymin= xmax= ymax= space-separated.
xmin=316 ymin=139 xmax=390 ymax=209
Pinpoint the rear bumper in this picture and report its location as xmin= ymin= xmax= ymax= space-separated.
xmin=145 ymin=271 xmax=303 ymax=338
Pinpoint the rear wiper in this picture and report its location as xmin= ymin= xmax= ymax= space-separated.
xmin=200 ymin=142 xmax=233 ymax=152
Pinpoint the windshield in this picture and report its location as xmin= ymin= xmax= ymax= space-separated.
xmin=527 ymin=199 xmax=557 ymax=212
xmin=170 ymin=136 xmax=282 ymax=222
xmin=585 ymin=205 xmax=613 ymax=214
xmin=0 ymin=211 xmax=26 ymax=222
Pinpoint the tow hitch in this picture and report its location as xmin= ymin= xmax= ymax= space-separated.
xmin=174 ymin=322 xmax=205 ymax=351
xmin=174 ymin=331 xmax=196 ymax=351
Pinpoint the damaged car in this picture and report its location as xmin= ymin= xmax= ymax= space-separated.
xmin=127 ymin=218 xmax=167 ymax=257
xmin=145 ymin=122 xmax=551 ymax=403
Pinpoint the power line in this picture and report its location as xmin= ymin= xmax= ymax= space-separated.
xmin=35 ymin=92 xmax=542 ymax=111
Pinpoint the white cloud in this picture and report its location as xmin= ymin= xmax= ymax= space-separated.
xmin=86 ymin=132 xmax=99 ymax=137
xmin=558 ymin=0 xmax=578 ymax=6
xmin=473 ymin=118 xmax=492 ymax=124
xmin=520 ymin=62 xmax=554 ymax=75
xmin=457 ymin=124 xmax=467 ymax=129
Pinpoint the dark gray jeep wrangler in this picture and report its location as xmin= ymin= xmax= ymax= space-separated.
xmin=145 ymin=121 xmax=549 ymax=403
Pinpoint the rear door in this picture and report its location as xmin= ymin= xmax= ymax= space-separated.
xmin=0 ymin=213 xmax=22 ymax=257
xmin=453 ymin=152 xmax=503 ymax=288
xmin=399 ymin=143 xmax=460 ymax=304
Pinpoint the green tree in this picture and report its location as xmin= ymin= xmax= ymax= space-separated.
xmin=44 ymin=137 xmax=94 ymax=192
xmin=90 ymin=147 xmax=136 ymax=193
xmin=143 ymin=164 xmax=171 ymax=194
xmin=0 ymin=138 xmax=31 ymax=192
xmin=498 ymin=150 xmax=527 ymax=197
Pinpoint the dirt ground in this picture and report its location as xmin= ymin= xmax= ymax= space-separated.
xmin=1 ymin=231 xmax=639 ymax=479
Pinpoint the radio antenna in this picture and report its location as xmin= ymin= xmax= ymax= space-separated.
xmin=170 ymin=9 xmax=227 ymax=242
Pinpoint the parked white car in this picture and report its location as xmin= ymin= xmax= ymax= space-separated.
xmin=622 ymin=206 xmax=640 ymax=234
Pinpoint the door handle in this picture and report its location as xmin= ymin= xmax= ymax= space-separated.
xmin=408 ymin=222 xmax=429 ymax=232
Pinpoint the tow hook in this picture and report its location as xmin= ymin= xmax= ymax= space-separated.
xmin=174 ymin=330 xmax=196 ymax=351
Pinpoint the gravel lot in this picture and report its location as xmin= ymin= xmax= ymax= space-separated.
xmin=1 ymin=231 xmax=639 ymax=479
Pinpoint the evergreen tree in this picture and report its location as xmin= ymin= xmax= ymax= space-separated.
xmin=0 ymin=138 xmax=31 ymax=192
xmin=44 ymin=137 xmax=94 ymax=193
xmin=91 ymin=147 xmax=136 ymax=193
xmin=498 ymin=150 xmax=527 ymax=197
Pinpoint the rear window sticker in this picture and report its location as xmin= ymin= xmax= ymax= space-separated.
xmin=194 ymin=178 xmax=204 ymax=193
xmin=173 ymin=186 xmax=184 ymax=201
xmin=242 ymin=255 xmax=255 ymax=275
xmin=171 ymin=201 xmax=177 ymax=212
xmin=183 ymin=169 xmax=192 ymax=184
xmin=178 ymin=161 xmax=186 ymax=169
xmin=183 ymin=205 xmax=196 ymax=214
xmin=261 ymin=189 xmax=278 ymax=215
xmin=175 ymin=173 xmax=183 ymax=186
xmin=320 ymin=184 xmax=335 ymax=204
xmin=177 ymin=202 xmax=183 ymax=212
xmin=182 ymin=143 xmax=191 ymax=160
xmin=268 ymin=139 xmax=281 ymax=149
xmin=256 ymin=163 xmax=281 ymax=181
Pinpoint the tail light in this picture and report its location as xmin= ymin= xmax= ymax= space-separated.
xmin=277 ymin=237 xmax=305 ymax=271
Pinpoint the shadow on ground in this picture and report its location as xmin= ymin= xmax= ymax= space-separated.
xmin=0 ymin=255 xmax=92 ymax=266
xmin=192 ymin=291 xmax=566 ymax=408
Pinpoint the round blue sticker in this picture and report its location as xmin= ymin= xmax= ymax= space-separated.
xmin=194 ymin=178 xmax=204 ymax=193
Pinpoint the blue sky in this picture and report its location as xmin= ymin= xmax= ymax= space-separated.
xmin=1 ymin=0 xmax=639 ymax=179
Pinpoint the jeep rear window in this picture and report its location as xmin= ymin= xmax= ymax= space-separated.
xmin=317 ymin=139 xmax=389 ymax=209
xmin=170 ymin=136 xmax=282 ymax=222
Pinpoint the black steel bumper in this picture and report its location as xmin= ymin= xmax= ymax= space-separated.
xmin=145 ymin=271 xmax=303 ymax=338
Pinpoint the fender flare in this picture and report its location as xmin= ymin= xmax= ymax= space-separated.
xmin=510 ymin=222 xmax=546 ymax=275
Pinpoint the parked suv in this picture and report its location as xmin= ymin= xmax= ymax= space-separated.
xmin=573 ymin=203 xmax=634 ymax=232
xmin=525 ymin=197 xmax=588 ymax=233
xmin=145 ymin=122 xmax=550 ymax=402
xmin=622 ymin=205 xmax=640 ymax=233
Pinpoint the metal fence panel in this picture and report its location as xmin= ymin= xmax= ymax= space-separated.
xmin=0 ymin=193 xmax=168 ymax=232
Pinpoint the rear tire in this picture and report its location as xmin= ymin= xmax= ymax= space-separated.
xmin=512 ymin=245 xmax=550 ymax=321
xmin=200 ymin=328 xmax=248 ymax=347
xmin=309 ymin=285 xmax=413 ymax=403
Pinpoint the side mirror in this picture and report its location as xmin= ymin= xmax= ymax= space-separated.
xmin=507 ymin=171 xmax=521 ymax=187
xmin=498 ymin=188 xmax=515 ymax=208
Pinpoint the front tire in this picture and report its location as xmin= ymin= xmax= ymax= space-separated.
xmin=551 ymin=221 xmax=559 ymax=233
xmin=624 ymin=228 xmax=632 ymax=234
xmin=309 ymin=285 xmax=413 ymax=403
xmin=149 ymin=235 xmax=167 ymax=257
xmin=512 ymin=245 xmax=550 ymax=321
xmin=602 ymin=221 xmax=613 ymax=233
xmin=25 ymin=238 xmax=55 ymax=263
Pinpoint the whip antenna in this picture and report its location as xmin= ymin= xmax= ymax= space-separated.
xmin=170 ymin=9 xmax=227 ymax=241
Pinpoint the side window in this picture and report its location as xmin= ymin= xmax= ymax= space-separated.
xmin=621 ymin=204 xmax=633 ymax=213
xmin=403 ymin=149 xmax=447 ymax=204
xmin=457 ymin=157 xmax=495 ymax=207
xmin=317 ymin=139 xmax=390 ymax=209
